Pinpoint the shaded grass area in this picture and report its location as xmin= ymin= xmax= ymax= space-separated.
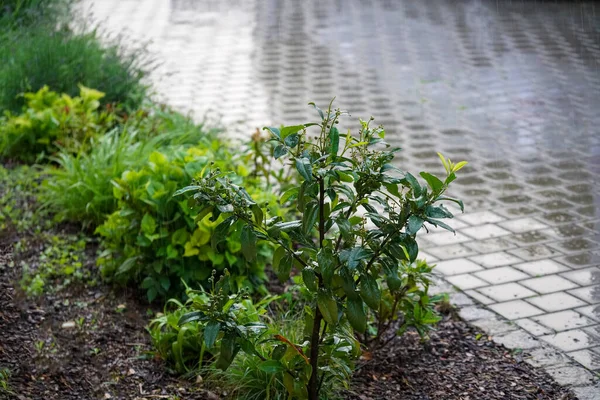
xmin=0 ymin=27 xmax=149 ymax=113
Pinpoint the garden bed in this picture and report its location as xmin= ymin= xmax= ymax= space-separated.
xmin=0 ymin=238 xmax=575 ymax=400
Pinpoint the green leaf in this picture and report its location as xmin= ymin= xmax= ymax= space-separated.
xmin=401 ymin=235 xmax=419 ymax=262
xmin=274 ymin=144 xmax=287 ymax=159
xmin=340 ymin=267 xmax=358 ymax=299
xmin=302 ymin=201 xmax=319 ymax=235
xmin=240 ymin=225 xmax=257 ymax=262
xmin=381 ymin=259 xmax=402 ymax=291
xmin=173 ymin=185 xmax=201 ymax=197
xmin=211 ymin=216 xmax=235 ymax=249
xmin=445 ymin=172 xmax=457 ymax=185
xmin=426 ymin=218 xmax=455 ymax=233
xmin=336 ymin=217 xmax=352 ymax=240
xmin=407 ymin=215 xmax=424 ymax=235
xmin=436 ymin=196 xmax=464 ymax=212
xmin=329 ymin=126 xmax=339 ymax=157
xmin=178 ymin=311 xmax=208 ymax=325
xmin=403 ymin=173 xmax=422 ymax=197
xmin=317 ymin=289 xmax=338 ymax=325
xmin=273 ymin=246 xmax=293 ymax=282
xmin=271 ymin=344 xmax=287 ymax=360
xmin=296 ymin=158 xmax=313 ymax=182
xmin=339 ymin=247 xmax=372 ymax=270
xmin=425 ymin=205 xmax=453 ymax=219
xmin=117 ymin=257 xmax=138 ymax=275
xmin=308 ymin=102 xmax=325 ymax=120
xmin=259 ymin=360 xmax=285 ymax=373
xmin=251 ymin=204 xmax=264 ymax=225
xmin=284 ymin=133 xmax=299 ymax=147
xmin=280 ymin=187 xmax=299 ymax=205
xmin=346 ymin=297 xmax=366 ymax=333
xmin=204 ymin=321 xmax=220 ymax=348
xmin=215 ymin=333 xmax=239 ymax=371
xmin=360 ymin=274 xmax=381 ymax=310
xmin=317 ymin=248 xmax=335 ymax=286
xmin=281 ymin=125 xmax=304 ymax=139
xmin=263 ymin=126 xmax=280 ymax=138
xmin=159 ymin=276 xmax=171 ymax=291
xmin=302 ymin=268 xmax=318 ymax=292
xmin=141 ymin=213 xmax=156 ymax=235
xmin=420 ymin=172 xmax=444 ymax=193
xmin=384 ymin=182 xmax=401 ymax=198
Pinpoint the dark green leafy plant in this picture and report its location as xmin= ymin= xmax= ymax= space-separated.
xmin=149 ymin=275 xmax=356 ymax=400
xmin=176 ymin=100 xmax=466 ymax=399
xmin=95 ymin=142 xmax=283 ymax=301
xmin=0 ymin=85 xmax=117 ymax=162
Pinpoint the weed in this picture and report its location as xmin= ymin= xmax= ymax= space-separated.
xmin=18 ymin=233 xmax=91 ymax=297
xmin=0 ymin=367 xmax=13 ymax=395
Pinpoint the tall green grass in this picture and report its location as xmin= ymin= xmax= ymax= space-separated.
xmin=0 ymin=27 xmax=149 ymax=113
xmin=0 ymin=0 xmax=71 ymax=28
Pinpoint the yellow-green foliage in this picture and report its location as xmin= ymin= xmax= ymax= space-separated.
xmin=95 ymin=144 xmax=282 ymax=301
xmin=0 ymin=85 xmax=116 ymax=162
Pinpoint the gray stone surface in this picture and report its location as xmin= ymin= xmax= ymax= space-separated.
xmin=81 ymin=0 xmax=600 ymax=389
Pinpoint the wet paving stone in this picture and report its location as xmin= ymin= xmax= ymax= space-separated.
xmin=527 ymin=292 xmax=587 ymax=313
xmin=82 ymin=0 xmax=600 ymax=387
xmin=540 ymin=329 xmax=600 ymax=352
xmin=534 ymin=311 xmax=597 ymax=332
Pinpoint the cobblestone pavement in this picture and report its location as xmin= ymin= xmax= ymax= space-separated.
xmin=81 ymin=0 xmax=600 ymax=396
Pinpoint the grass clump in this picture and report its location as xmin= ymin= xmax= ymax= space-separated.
xmin=40 ymin=106 xmax=217 ymax=228
xmin=0 ymin=27 xmax=148 ymax=113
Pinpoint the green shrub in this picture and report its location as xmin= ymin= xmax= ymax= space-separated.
xmin=95 ymin=142 xmax=282 ymax=301
xmin=176 ymin=100 xmax=466 ymax=399
xmin=40 ymin=107 xmax=217 ymax=228
xmin=149 ymin=276 xmax=355 ymax=400
xmin=0 ymin=85 xmax=117 ymax=162
xmin=0 ymin=27 xmax=148 ymax=113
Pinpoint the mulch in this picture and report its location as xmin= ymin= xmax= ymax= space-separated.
xmin=345 ymin=315 xmax=576 ymax=400
xmin=0 ymin=230 xmax=577 ymax=400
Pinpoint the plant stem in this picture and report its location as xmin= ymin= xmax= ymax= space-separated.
xmin=308 ymin=305 xmax=322 ymax=400
xmin=308 ymin=177 xmax=326 ymax=400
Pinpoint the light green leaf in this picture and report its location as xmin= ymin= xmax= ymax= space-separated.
xmin=281 ymin=125 xmax=305 ymax=139
xmin=420 ymin=172 xmax=444 ymax=193
xmin=141 ymin=213 xmax=156 ymax=235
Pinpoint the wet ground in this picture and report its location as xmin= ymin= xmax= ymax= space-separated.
xmin=81 ymin=0 xmax=600 ymax=392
